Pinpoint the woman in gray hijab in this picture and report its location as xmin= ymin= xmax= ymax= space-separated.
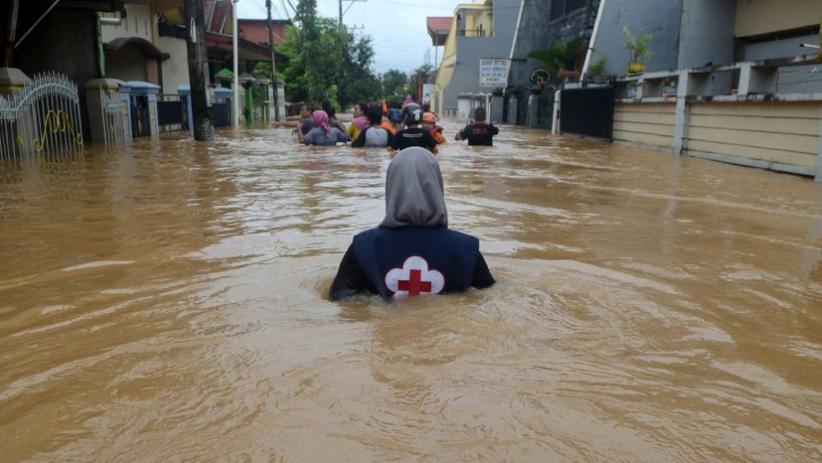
xmin=330 ymin=147 xmax=495 ymax=300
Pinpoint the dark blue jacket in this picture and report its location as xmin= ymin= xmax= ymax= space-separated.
xmin=330 ymin=226 xmax=495 ymax=300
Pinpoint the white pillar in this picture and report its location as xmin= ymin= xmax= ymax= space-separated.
xmin=551 ymin=89 xmax=561 ymax=134
xmin=816 ymin=116 xmax=822 ymax=182
xmin=673 ymin=70 xmax=690 ymax=155
xmin=232 ymin=0 xmax=240 ymax=129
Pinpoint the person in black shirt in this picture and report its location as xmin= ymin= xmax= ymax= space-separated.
xmin=455 ymin=107 xmax=499 ymax=146
xmin=390 ymin=108 xmax=439 ymax=154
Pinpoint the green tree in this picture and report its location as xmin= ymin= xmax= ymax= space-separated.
xmin=277 ymin=0 xmax=380 ymax=109
xmin=277 ymin=1 xmax=340 ymax=105
xmin=407 ymin=64 xmax=434 ymax=102
xmin=338 ymin=30 xmax=381 ymax=108
xmin=380 ymin=69 xmax=408 ymax=103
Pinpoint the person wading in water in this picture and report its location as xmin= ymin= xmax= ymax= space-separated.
xmin=329 ymin=147 xmax=495 ymax=300
xmin=455 ymin=107 xmax=499 ymax=146
xmin=303 ymin=110 xmax=350 ymax=146
xmin=352 ymin=105 xmax=393 ymax=148
xmin=346 ymin=102 xmax=370 ymax=141
xmin=391 ymin=109 xmax=439 ymax=154
xmin=293 ymin=104 xmax=314 ymax=143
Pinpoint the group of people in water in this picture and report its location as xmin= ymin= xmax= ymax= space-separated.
xmin=294 ymin=96 xmax=500 ymax=150
xmin=293 ymin=96 xmax=500 ymax=301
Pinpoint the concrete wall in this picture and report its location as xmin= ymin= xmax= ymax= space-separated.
xmin=677 ymin=0 xmax=736 ymax=69
xmin=742 ymin=34 xmax=822 ymax=94
xmin=440 ymin=0 xmax=520 ymax=112
xmin=591 ymin=0 xmax=683 ymax=75
xmin=613 ymin=98 xmax=821 ymax=177
xmin=613 ymin=103 xmax=675 ymax=150
xmin=156 ymin=35 xmax=190 ymax=93
xmin=735 ymin=0 xmax=822 ymax=38
xmin=105 ymin=45 xmax=149 ymax=82
xmin=685 ymin=102 xmax=822 ymax=173
xmin=101 ymin=4 xmax=153 ymax=42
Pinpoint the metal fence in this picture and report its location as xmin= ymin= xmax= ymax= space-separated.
xmin=0 ymin=72 xmax=84 ymax=160
xmin=559 ymin=86 xmax=615 ymax=140
xmin=157 ymin=93 xmax=185 ymax=132
xmin=100 ymin=88 xmax=131 ymax=147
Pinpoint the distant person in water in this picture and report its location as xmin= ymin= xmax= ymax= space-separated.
xmin=295 ymin=104 xmax=314 ymax=143
xmin=400 ymin=95 xmax=421 ymax=129
xmin=346 ymin=102 xmax=369 ymax=141
xmin=322 ymin=101 xmax=345 ymax=132
xmin=329 ymin=147 xmax=495 ymax=300
xmin=455 ymin=107 xmax=499 ymax=146
xmin=352 ymin=105 xmax=393 ymax=148
xmin=303 ymin=110 xmax=350 ymax=146
xmin=385 ymin=108 xmax=403 ymax=134
xmin=391 ymin=108 xmax=438 ymax=154
xmin=422 ymin=112 xmax=446 ymax=145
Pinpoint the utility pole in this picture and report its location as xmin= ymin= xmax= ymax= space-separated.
xmin=338 ymin=0 xmax=366 ymax=27
xmin=232 ymin=0 xmax=240 ymax=128
xmin=183 ymin=0 xmax=214 ymax=141
xmin=266 ymin=0 xmax=280 ymax=122
xmin=4 ymin=0 xmax=19 ymax=67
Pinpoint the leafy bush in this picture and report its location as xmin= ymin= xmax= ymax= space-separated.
xmin=528 ymin=37 xmax=585 ymax=77
xmin=623 ymin=26 xmax=653 ymax=64
xmin=588 ymin=57 xmax=607 ymax=77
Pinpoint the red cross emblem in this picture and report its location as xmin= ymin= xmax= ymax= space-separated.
xmin=385 ymin=256 xmax=445 ymax=298
xmin=398 ymin=269 xmax=432 ymax=295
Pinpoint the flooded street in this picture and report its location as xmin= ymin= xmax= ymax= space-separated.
xmin=1 ymin=120 xmax=821 ymax=462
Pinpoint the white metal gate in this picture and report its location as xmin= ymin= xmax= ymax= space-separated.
xmin=100 ymin=89 xmax=131 ymax=146
xmin=0 ymin=72 xmax=84 ymax=160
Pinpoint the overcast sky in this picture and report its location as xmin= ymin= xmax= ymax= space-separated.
xmin=237 ymin=0 xmax=463 ymax=74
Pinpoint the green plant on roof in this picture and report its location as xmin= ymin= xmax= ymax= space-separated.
xmin=623 ymin=26 xmax=653 ymax=64
xmin=588 ymin=57 xmax=607 ymax=77
xmin=215 ymin=67 xmax=234 ymax=81
xmin=528 ymin=37 xmax=585 ymax=77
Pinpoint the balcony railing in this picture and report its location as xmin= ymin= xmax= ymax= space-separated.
xmin=457 ymin=28 xmax=491 ymax=38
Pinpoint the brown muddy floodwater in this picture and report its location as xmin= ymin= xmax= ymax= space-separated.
xmin=0 ymin=120 xmax=821 ymax=462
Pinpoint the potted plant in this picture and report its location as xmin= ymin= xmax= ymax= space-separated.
xmin=587 ymin=57 xmax=608 ymax=83
xmin=528 ymin=37 xmax=585 ymax=82
xmin=623 ymin=26 xmax=653 ymax=74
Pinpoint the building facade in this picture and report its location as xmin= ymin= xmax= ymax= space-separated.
xmin=593 ymin=0 xmax=822 ymax=179
xmin=430 ymin=0 xmax=520 ymax=118
xmin=504 ymin=0 xmax=601 ymax=126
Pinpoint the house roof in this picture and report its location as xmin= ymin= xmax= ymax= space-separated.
xmin=106 ymin=37 xmax=170 ymax=61
xmin=427 ymin=16 xmax=452 ymax=45
xmin=238 ymin=18 xmax=293 ymax=25
xmin=206 ymin=32 xmax=272 ymax=61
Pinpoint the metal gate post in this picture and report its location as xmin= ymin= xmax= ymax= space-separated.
xmin=551 ymin=89 xmax=561 ymax=134
xmin=815 ymin=114 xmax=822 ymax=182
xmin=673 ymin=70 xmax=690 ymax=155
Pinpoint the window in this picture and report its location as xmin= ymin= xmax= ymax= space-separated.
xmin=551 ymin=0 xmax=587 ymax=20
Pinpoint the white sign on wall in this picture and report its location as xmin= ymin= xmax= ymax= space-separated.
xmin=422 ymin=84 xmax=434 ymax=104
xmin=479 ymin=59 xmax=510 ymax=87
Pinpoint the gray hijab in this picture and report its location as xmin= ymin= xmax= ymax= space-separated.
xmin=380 ymin=147 xmax=448 ymax=228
